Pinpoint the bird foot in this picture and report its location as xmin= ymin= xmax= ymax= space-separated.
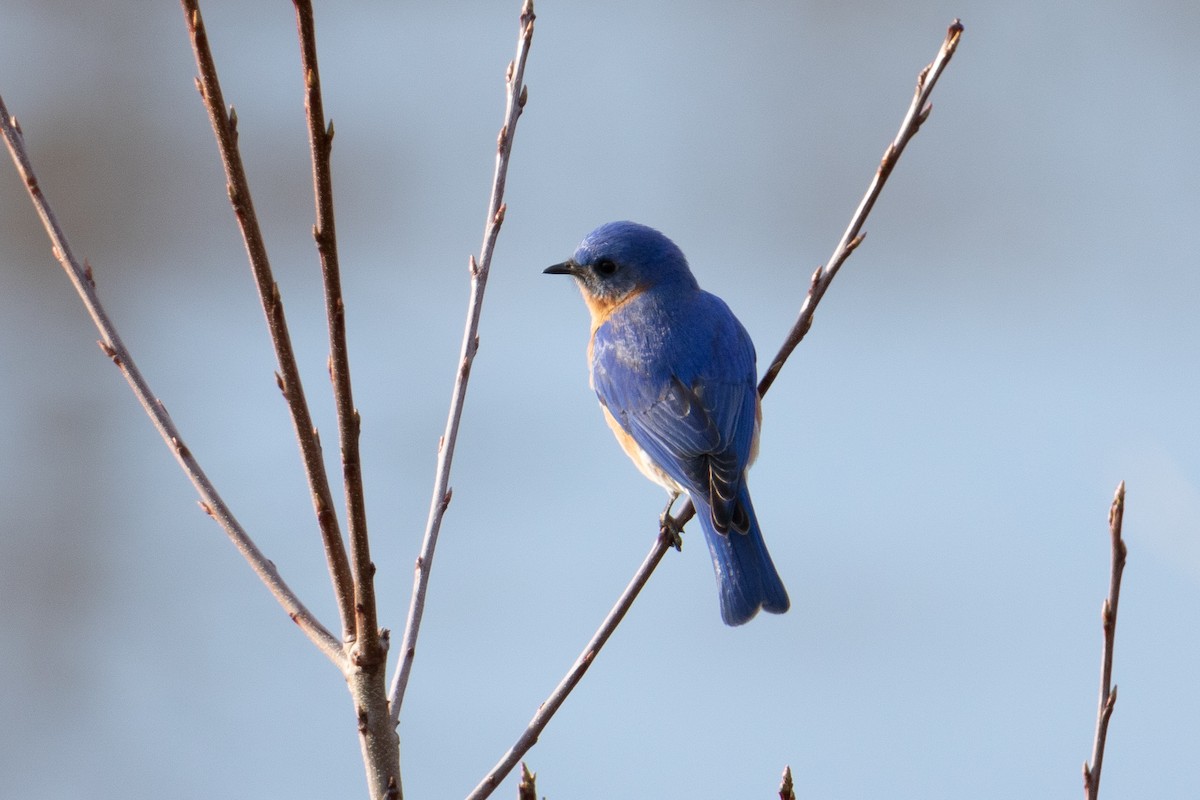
xmin=659 ymin=509 xmax=684 ymax=551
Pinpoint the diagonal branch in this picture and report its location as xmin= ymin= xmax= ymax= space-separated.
xmin=291 ymin=0 xmax=380 ymax=661
xmin=676 ymin=18 xmax=964 ymax=532
xmin=466 ymin=19 xmax=965 ymax=797
xmin=182 ymin=0 xmax=357 ymax=643
xmin=388 ymin=0 xmax=537 ymax=727
xmin=465 ymin=533 xmax=671 ymax=800
xmin=757 ymin=18 xmax=964 ymax=397
xmin=1083 ymin=481 xmax=1127 ymax=799
xmin=0 ymin=95 xmax=343 ymax=667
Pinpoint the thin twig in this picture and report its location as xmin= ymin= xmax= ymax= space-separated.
xmin=1083 ymin=481 xmax=1127 ymax=799
xmin=758 ymin=18 xmax=963 ymax=397
xmin=291 ymin=0 xmax=380 ymax=661
xmin=465 ymin=533 xmax=671 ymax=800
xmin=289 ymin=5 xmax=399 ymax=797
xmin=182 ymin=0 xmax=357 ymax=642
xmin=672 ymin=18 xmax=963 ymax=535
xmin=466 ymin=20 xmax=965 ymax=797
xmin=0 ymin=95 xmax=343 ymax=667
xmin=388 ymin=0 xmax=536 ymax=727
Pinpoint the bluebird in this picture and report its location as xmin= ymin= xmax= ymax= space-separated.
xmin=545 ymin=221 xmax=789 ymax=626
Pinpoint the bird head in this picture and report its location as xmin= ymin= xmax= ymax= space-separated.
xmin=545 ymin=221 xmax=698 ymax=321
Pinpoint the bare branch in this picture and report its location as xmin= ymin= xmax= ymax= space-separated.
xmin=1083 ymin=481 xmax=1127 ymax=799
xmin=181 ymin=0 xmax=357 ymax=641
xmin=290 ymin=0 xmax=381 ymax=663
xmin=388 ymin=0 xmax=536 ymax=727
xmin=757 ymin=18 xmax=963 ymax=397
xmin=466 ymin=531 xmax=672 ymax=800
xmin=465 ymin=20 xmax=964 ymax=797
xmin=677 ymin=19 xmax=963 ymax=535
xmin=0 ymin=95 xmax=343 ymax=666
xmin=288 ymin=4 xmax=400 ymax=797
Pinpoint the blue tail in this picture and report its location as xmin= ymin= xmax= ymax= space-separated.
xmin=693 ymin=485 xmax=789 ymax=626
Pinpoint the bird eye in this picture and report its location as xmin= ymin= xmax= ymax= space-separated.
xmin=594 ymin=258 xmax=618 ymax=276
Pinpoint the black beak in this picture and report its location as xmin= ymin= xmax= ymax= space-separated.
xmin=543 ymin=260 xmax=576 ymax=276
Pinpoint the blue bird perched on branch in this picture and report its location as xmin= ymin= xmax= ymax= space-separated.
xmin=545 ymin=221 xmax=789 ymax=625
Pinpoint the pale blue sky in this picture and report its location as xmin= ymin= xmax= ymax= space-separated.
xmin=1 ymin=1 xmax=1197 ymax=798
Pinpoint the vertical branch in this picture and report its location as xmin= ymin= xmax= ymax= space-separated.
xmin=181 ymin=0 xmax=357 ymax=642
xmin=467 ymin=20 xmax=964 ymax=798
xmin=388 ymin=0 xmax=536 ymax=727
xmin=1083 ymin=481 xmax=1127 ymax=799
xmin=0 ymin=96 xmax=343 ymax=666
xmin=288 ymin=5 xmax=398 ymax=798
xmin=291 ymin=0 xmax=380 ymax=662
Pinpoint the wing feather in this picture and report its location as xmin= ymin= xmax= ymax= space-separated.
xmin=591 ymin=291 xmax=757 ymax=533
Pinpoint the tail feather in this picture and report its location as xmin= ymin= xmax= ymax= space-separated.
xmin=694 ymin=486 xmax=789 ymax=626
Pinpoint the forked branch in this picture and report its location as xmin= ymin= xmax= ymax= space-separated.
xmin=291 ymin=0 xmax=382 ymax=662
xmin=468 ymin=19 xmax=965 ymax=798
xmin=182 ymin=0 xmax=357 ymax=642
xmin=287 ymin=5 xmax=400 ymax=796
xmin=0 ymin=94 xmax=343 ymax=666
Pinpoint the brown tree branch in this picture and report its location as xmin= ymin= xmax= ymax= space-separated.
xmin=758 ymin=18 xmax=964 ymax=397
xmin=465 ymin=532 xmax=671 ymax=800
xmin=675 ymin=18 xmax=963 ymax=534
xmin=467 ymin=19 xmax=965 ymax=798
xmin=181 ymin=0 xmax=357 ymax=643
xmin=0 ymin=96 xmax=343 ymax=666
xmin=290 ymin=0 xmax=381 ymax=665
xmin=1083 ymin=481 xmax=1127 ymax=799
xmin=289 ymin=3 xmax=399 ymax=797
xmin=388 ymin=0 xmax=536 ymax=728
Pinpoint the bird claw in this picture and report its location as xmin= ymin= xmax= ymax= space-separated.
xmin=659 ymin=509 xmax=683 ymax=551
xmin=658 ymin=492 xmax=685 ymax=550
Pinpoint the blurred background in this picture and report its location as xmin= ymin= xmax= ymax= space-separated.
xmin=1 ymin=1 xmax=1197 ymax=798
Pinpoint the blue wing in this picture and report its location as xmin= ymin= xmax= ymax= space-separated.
xmin=592 ymin=289 xmax=789 ymax=624
xmin=591 ymin=290 xmax=758 ymax=533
